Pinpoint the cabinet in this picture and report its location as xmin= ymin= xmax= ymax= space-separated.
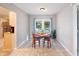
xmin=4 ymin=32 xmax=12 ymax=50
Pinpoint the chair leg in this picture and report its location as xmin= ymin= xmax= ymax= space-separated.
xmin=33 ymin=40 xmax=36 ymax=48
xmin=49 ymin=41 xmax=51 ymax=48
xmin=47 ymin=40 xmax=51 ymax=48
xmin=43 ymin=40 xmax=45 ymax=47
xmin=47 ymin=41 xmax=49 ymax=48
xmin=39 ymin=40 xmax=40 ymax=47
xmin=48 ymin=40 xmax=51 ymax=48
xmin=32 ymin=37 xmax=35 ymax=48
xmin=34 ymin=43 xmax=36 ymax=48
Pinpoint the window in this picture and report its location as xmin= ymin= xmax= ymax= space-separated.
xmin=44 ymin=21 xmax=50 ymax=33
xmin=35 ymin=19 xmax=51 ymax=34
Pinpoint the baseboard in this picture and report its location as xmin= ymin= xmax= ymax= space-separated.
xmin=57 ymin=40 xmax=73 ymax=56
xmin=18 ymin=39 xmax=28 ymax=48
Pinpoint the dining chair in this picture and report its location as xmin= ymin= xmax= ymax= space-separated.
xmin=43 ymin=35 xmax=51 ymax=48
xmin=32 ymin=34 xmax=40 ymax=48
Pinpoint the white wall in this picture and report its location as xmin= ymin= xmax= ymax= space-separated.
xmin=0 ymin=3 xmax=29 ymax=48
xmin=9 ymin=11 xmax=16 ymax=48
xmin=29 ymin=15 xmax=56 ymax=39
xmin=56 ymin=5 xmax=73 ymax=55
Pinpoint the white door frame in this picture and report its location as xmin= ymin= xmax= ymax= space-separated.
xmin=73 ymin=3 xmax=79 ymax=56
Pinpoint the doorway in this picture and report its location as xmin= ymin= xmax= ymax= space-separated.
xmin=0 ymin=6 xmax=16 ymax=55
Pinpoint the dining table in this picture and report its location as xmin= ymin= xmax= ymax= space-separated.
xmin=32 ymin=33 xmax=51 ymax=48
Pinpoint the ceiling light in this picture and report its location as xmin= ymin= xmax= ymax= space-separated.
xmin=40 ymin=8 xmax=46 ymax=11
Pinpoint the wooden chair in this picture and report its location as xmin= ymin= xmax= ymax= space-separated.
xmin=32 ymin=34 xmax=35 ymax=47
xmin=32 ymin=34 xmax=40 ymax=48
xmin=43 ymin=35 xmax=51 ymax=48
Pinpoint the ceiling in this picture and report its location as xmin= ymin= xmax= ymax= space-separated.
xmin=14 ymin=3 xmax=70 ymax=15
